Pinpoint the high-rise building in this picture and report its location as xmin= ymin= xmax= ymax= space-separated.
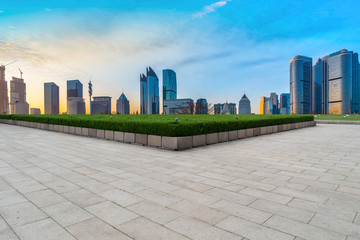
xmin=280 ymin=93 xmax=290 ymax=114
xmin=0 ymin=65 xmax=8 ymax=114
xmin=163 ymin=98 xmax=194 ymax=114
xmin=320 ymin=49 xmax=360 ymax=114
xmin=67 ymin=80 xmax=85 ymax=114
xmin=140 ymin=67 xmax=159 ymax=114
xmin=163 ymin=69 xmax=177 ymax=101
xmin=270 ymin=92 xmax=279 ymax=114
xmin=30 ymin=108 xmax=41 ymax=115
xmin=260 ymin=96 xmax=272 ymax=114
xmin=91 ymin=96 xmax=111 ymax=114
xmin=312 ymin=59 xmax=322 ymax=114
xmin=214 ymin=103 xmax=236 ymax=114
xmin=196 ymin=98 xmax=208 ymax=114
xmin=44 ymin=82 xmax=59 ymax=114
xmin=10 ymin=77 xmax=29 ymax=114
xmin=116 ymin=93 xmax=130 ymax=114
xmin=238 ymin=94 xmax=251 ymax=114
xmin=290 ymin=55 xmax=312 ymax=114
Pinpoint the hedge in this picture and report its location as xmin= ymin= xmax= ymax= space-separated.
xmin=0 ymin=114 xmax=314 ymax=137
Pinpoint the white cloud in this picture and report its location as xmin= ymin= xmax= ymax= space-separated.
xmin=45 ymin=8 xmax=52 ymax=12
xmin=193 ymin=0 xmax=231 ymax=18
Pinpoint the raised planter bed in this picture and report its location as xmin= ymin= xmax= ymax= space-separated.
xmin=0 ymin=116 xmax=316 ymax=150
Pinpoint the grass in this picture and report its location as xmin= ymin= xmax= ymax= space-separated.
xmin=314 ymin=114 xmax=360 ymax=121
xmin=0 ymin=114 xmax=314 ymax=137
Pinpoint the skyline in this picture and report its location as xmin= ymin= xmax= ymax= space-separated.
xmin=2 ymin=1 xmax=360 ymax=114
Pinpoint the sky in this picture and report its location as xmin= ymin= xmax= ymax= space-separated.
xmin=1 ymin=0 xmax=360 ymax=114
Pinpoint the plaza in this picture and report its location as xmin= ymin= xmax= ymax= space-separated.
xmin=0 ymin=123 xmax=359 ymax=240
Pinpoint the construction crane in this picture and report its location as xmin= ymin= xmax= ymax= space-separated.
xmin=5 ymin=60 xmax=16 ymax=66
xmin=18 ymin=68 xmax=23 ymax=79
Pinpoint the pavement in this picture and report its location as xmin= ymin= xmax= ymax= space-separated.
xmin=0 ymin=123 xmax=360 ymax=240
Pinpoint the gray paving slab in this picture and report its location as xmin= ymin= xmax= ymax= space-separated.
xmin=0 ymin=123 xmax=360 ymax=240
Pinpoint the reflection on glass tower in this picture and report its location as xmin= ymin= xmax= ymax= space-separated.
xmin=44 ymin=82 xmax=59 ymax=114
xmin=163 ymin=69 xmax=177 ymax=101
xmin=140 ymin=67 xmax=159 ymax=114
xmin=312 ymin=59 xmax=322 ymax=114
xmin=290 ymin=55 xmax=312 ymax=114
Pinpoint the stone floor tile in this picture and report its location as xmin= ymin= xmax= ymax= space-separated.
xmin=171 ymin=188 xmax=219 ymax=206
xmin=67 ymin=217 xmax=132 ymax=240
xmin=127 ymin=201 xmax=181 ymax=224
xmin=14 ymin=218 xmax=76 ymax=240
xmin=44 ymin=179 xmax=80 ymax=194
xmin=140 ymin=179 xmax=180 ymax=193
xmin=165 ymin=216 xmax=242 ymax=240
xmin=25 ymin=189 xmax=67 ymax=208
xmin=272 ymin=187 xmax=328 ymax=204
xmin=117 ymin=217 xmax=189 ymax=240
xmin=41 ymin=201 xmax=93 ymax=227
xmin=0 ymin=190 xmax=28 ymax=207
xmin=204 ymin=188 xmax=257 ymax=206
xmin=85 ymin=201 xmax=138 ymax=226
xmin=108 ymin=179 xmax=147 ymax=193
xmin=135 ymin=189 xmax=182 ymax=206
xmin=216 ymin=215 xmax=294 ymax=240
xmin=0 ymin=201 xmax=47 ymax=228
xmin=61 ymin=189 xmax=105 ymax=208
xmin=100 ymin=189 xmax=143 ymax=207
xmin=10 ymin=179 xmax=47 ymax=194
xmin=170 ymin=179 xmax=213 ymax=192
xmin=240 ymin=187 xmax=293 ymax=204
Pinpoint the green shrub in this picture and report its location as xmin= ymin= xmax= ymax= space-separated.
xmin=0 ymin=114 xmax=314 ymax=137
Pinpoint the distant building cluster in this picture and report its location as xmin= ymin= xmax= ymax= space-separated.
xmin=260 ymin=93 xmax=289 ymax=115
xmin=290 ymin=49 xmax=360 ymax=114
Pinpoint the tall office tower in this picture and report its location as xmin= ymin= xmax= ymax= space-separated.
xmin=140 ymin=67 xmax=159 ymax=114
xmin=290 ymin=55 xmax=312 ymax=114
xmin=163 ymin=98 xmax=194 ymax=114
xmin=67 ymin=80 xmax=85 ymax=114
xmin=238 ymin=94 xmax=251 ymax=114
xmin=116 ymin=93 xmax=130 ymax=114
xmin=280 ymin=93 xmax=290 ymax=114
xmin=44 ymin=82 xmax=59 ymax=114
xmin=214 ymin=103 xmax=223 ymax=114
xmin=90 ymin=96 xmax=111 ymax=114
xmin=312 ymin=59 xmax=322 ymax=114
xmin=196 ymin=98 xmax=208 ymax=114
xmin=30 ymin=108 xmax=41 ymax=114
xmin=320 ymin=49 xmax=360 ymax=114
xmin=163 ymin=69 xmax=177 ymax=101
xmin=215 ymin=103 xmax=236 ymax=114
xmin=10 ymin=77 xmax=29 ymax=114
xmin=270 ymin=92 xmax=279 ymax=114
xmin=0 ymin=65 xmax=8 ymax=114
xmin=260 ymin=96 xmax=272 ymax=114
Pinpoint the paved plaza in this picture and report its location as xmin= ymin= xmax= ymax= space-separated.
xmin=0 ymin=123 xmax=360 ymax=240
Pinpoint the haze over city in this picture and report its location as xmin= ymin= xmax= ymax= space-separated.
xmin=1 ymin=0 xmax=360 ymax=113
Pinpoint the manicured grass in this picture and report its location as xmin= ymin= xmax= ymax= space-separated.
xmin=0 ymin=114 xmax=313 ymax=137
xmin=314 ymin=114 xmax=360 ymax=121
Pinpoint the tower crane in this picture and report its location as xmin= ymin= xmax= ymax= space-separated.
xmin=18 ymin=68 xmax=23 ymax=79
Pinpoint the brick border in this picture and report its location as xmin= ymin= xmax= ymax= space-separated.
xmin=0 ymin=119 xmax=316 ymax=151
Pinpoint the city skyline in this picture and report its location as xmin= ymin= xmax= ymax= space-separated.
xmin=2 ymin=1 xmax=360 ymax=114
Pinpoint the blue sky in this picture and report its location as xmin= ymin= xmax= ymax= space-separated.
xmin=1 ymin=0 xmax=360 ymax=113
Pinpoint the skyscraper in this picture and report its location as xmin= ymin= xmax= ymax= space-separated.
xmin=10 ymin=77 xmax=29 ymax=114
xmin=0 ymin=65 xmax=8 ymax=114
xmin=30 ymin=108 xmax=41 ymax=114
xmin=140 ymin=67 xmax=159 ymax=114
xmin=280 ymin=93 xmax=290 ymax=114
xmin=116 ymin=93 xmax=130 ymax=114
xmin=238 ymin=94 xmax=251 ymax=114
xmin=290 ymin=55 xmax=312 ymax=114
xmin=270 ymin=92 xmax=279 ymax=114
xmin=196 ymin=98 xmax=208 ymax=114
xmin=320 ymin=49 xmax=360 ymax=114
xmin=67 ymin=80 xmax=85 ymax=114
xmin=44 ymin=82 xmax=59 ymax=114
xmin=163 ymin=69 xmax=177 ymax=101
xmin=260 ymin=96 xmax=272 ymax=114
xmin=312 ymin=59 xmax=322 ymax=114
xmin=91 ymin=96 xmax=111 ymax=114
xmin=214 ymin=103 xmax=236 ymax=114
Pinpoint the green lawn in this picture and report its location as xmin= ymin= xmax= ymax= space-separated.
xmin=0 ymin=114 xmax=314 ymax=137
xmin=314 ymin=114 xmax=360 ymax=121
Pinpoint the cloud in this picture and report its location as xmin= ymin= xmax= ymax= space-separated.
xmin=45 ymin=8 xmax=52 ymax=12
xmin=0 ymin=10 xmax=4 ymax=14
xmin=193 ymin=0 xmax=231 ymax=18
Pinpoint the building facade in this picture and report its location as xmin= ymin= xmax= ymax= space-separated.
xmin=270 ymin=92 xmax=279 ymax=114
xmin=44 ymin=82 xmax=59 ymax=114
xmin=10 ymin=77 xmax=29 ymax=114
xmin=116 ymin=93 xmax=130 ymax=114
xmin=280 ymin=93 xmax=290 ymax=114
xmin=140 ymin=67 xmax=159 ymax=114
xmin=0 ymin=65 xmax=8 ymax=114
xmin=163 ymin=98 xmax=194 ymax=114
xmin=67 ymin=80 xmax=85 ymax=114
xmin=30 ymin=108 xmax=41 ymax=114
xmin=312 ymin=59 xmax=322 ymax=114
xmin=238 ymin=94 xmax=251 ymax=114
xmin=196 ymin=98 xmax=208 ymax=114
xmin=163 ymin=69 xmax=177 ymax=101
xmin=214 ymin=103 xmax=236 ymax=114
xmin=91 ymin=96 xmax=111 ymax=114
xmin=290 ymin=55 xmax=312 ymax=114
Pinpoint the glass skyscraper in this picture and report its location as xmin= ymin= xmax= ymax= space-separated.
xmin=238 ymin=94 xmax=251 ymax=114
xmin=44 ymin=82 xmax=59 ymax=114
xmin=280 ymin=93 xmax=290 ymax=114
xmin=312 ymin=59 xmax=322 ymax=114
xmin=91 ymin=96 xmax=111 ymax=114
xmin=270 ymin=92 xmax=279 ymax=114
xmin=67 ymin=80 xmax=83 ymax=98
xmin=196 ymin=98 xmax=208 ymax=114
xmin=0 ymin=65 xmax=8 ymax=114
xmin=290 ymin=55 xmax=312 ymax=114
xmin=140 ymin=67 xmax=159 ymax=114
xmin=67 ymin=80 xmax=85 ymax=114
xmin=116 ymin=93 xmax=130 ymax=114
xmin=163 ymin=69 xmax=177 ymax=101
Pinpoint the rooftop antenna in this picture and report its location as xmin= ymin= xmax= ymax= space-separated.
xmin=2 ymin=60 xmax=17 ymax=66
xmin=18 ymin=68 xmax=23 ymax=79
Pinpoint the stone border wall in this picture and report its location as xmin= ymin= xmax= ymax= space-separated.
xmin=316 ymin=120 xmax=360 ymax=125
xmin=0 ymin=119 xmax=316 ymax=150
